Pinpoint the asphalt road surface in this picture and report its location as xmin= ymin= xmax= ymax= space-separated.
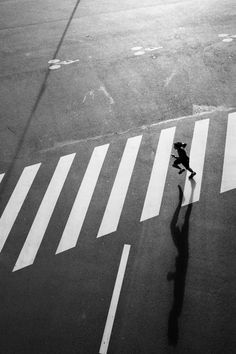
xmin=0 ymin=0 xmax=236 ymax=353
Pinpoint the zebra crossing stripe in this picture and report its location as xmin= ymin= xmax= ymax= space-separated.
xmin=140 ymin=127 xmax=176 ymax=221
xmin=56 ymin=144 xmax=109 ymax=254
xmin=220 ymin=112 xmax=236 ymax=193
xmin=0 ymin=173 xmax=5 ymax=183
xmin=182 ymin=119 xmax=209 ymax=206
xmin=13 ymin=153 xmax=75 ymax=271
xmin=0 ymin=164 xmax=41 ymax=253
xmin=97 ymin=136 xmax=142 ymax=238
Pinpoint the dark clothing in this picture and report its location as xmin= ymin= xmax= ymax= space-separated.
xmin=172 ymin=146 xmax=194 ymax=173
xmin=176 ymin=147 xmax=188 ymax=160
xmin=173 ymin=157 xmax=190 ymax=169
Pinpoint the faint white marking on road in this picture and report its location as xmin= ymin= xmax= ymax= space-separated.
xmin=145 ymin=46 xmax=163 ymax=52
xmin=134 ymin=50 xmax=145 ymax=56
xmin=140 ymin=127 xmax=176 ymax=222
xmin=99 ymin=244 xmax=131 ymax=354
xmin=218 ymin=33 xmax=236 ymax=42
xmin=97 ymin=136 xmax=142 ymax=238
xmin=182 ymin=119 xmax=209 ymax=206
xmin=83 ymin=90 xmax=95 ymax=103
xmin=192 ymin=104 xmax=226 ymax=115
xmin=220 ymin=112 xmax=236 ymax=193
xmin=99 ymin=86 xmax=114 ymax=105
xmin=218 ymin=33 xmax=229 ymax=37
xmin=59 ymin=60 xmax=79 ymax=65
xmin=56 ymin=144 xmax=109 ymax=254
xmin=48 ymin=59 xmax=60 ymax=64
xmin=222 ymin=38 xmax=233 ymax=42
xmin=49 ymin=65 xmax=61 ymax=70
xmin=131 ymin=46 xmax=143 ymax=51
xmin=164 ymin=70 xmax=176 ymax=87
xmin=13 ymin=154 xmax=75 ymax=271
xmin=0 ymin=173 xmax=5 ymax=183
xmin=131 ymin=46 xmax=162 ymax=56
xmin=48 ymin=58 xmax=80 ymax=70
xmin=0 ymin=164 xmax=41 ymax=253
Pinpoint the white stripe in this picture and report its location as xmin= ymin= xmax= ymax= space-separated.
xmin=0 ymin=164 xmax=41 ymax=253
xmin=56 ymin=144 xmax=109 ymax=254
xmin=0 ymin=173 xmax=5 ymax=183
xmin=140 ymin=127 xmax=176 ymax=221
xmin=13 ymin=154 xmax=75 ymax=271
xmin=97 ymin=136 xmax=142 ymax=238
xmin=182 ymin=119 xmax=209 ymax=206
xmin=99 ymin=244 xmax=131 ymax=354
xmin=220 ymin=112 xmax=236 ymax=193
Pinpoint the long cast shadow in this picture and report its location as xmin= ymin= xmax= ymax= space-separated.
xmin=167 ymin=181 xmax=196 ymax=346
xmin=0 ymin=0 xmax=82 ymax=201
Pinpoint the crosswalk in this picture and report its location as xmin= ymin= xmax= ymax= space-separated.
xmin=56 ymin=144 xmax=109 ymax=254
xmin=182 ymin=118 xmax=209 ymax=206
xmin=140 ymin=127 xmax=176 ymax=221
xmin=0 ymin=112 xmax=235 ymax=272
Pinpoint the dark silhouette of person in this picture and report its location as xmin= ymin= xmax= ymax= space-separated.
xmin=167 ymin=181 xmax=196 ymax=346
xmin=171 ymin=142 xmax=196 ymax=179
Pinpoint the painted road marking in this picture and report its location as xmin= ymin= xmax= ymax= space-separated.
xmin=182 ymin=119 xmax=209 ymax=206
xmin=13 ymin=154 xmax=75 ymax=271
xmin=140 ymin=127 xmax=176 ymax=221
xmin=0 ymin=112 xmax=233 ymax=271
xmin=97 ymin=136 xmax=142 ymax=238
xmin=0 ymin=164 xmax=41 ymax=253
xmin=0 ymin=173 xmax=5 ymax=183
xmin=56 ymin=144 xmax=109 ymax=254
xmin=99 ymin=244 xmax=131 ymax=354
xmin=220 ymin=112 xmax=236 ymax=193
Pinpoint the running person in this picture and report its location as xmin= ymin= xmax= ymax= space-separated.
xmin=171 ymin=142 xmax=196 ymax=179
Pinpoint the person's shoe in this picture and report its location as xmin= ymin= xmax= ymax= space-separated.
xmin=179 ymin=168 xmax=185 ymax=174
xmin=189 ymin=172 xmax=196 ymax=179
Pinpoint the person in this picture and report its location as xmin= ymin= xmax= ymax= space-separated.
xmin=171 ymin=142 xmax=196 ymax=179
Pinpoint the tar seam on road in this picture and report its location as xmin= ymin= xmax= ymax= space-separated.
xmin=0 ymin=0 xmax=82 ymax=201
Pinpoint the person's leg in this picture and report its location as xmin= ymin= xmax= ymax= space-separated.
xmin=182 ymin=159 xmax=194 ymax=173
xmin=173 ymin=159 xmax=185 ymax=174
xmin=182 ymin=159 xmax=196 ymax=178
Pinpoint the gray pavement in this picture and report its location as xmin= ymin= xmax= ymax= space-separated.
xmin=0 ymin=0 xmax=236 ymax=353
xmin=1 ymin=0 xmax=236 ymax=163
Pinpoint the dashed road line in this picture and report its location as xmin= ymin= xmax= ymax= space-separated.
xmin=99 ymin=244 xmax=131 ymax=354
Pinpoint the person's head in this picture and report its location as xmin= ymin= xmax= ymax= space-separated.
xmin=173 ymin=142 xmax=187 ymax=149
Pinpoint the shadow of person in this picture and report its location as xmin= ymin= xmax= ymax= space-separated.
xmin=167 ymin=181 xmax=196 ymax=346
